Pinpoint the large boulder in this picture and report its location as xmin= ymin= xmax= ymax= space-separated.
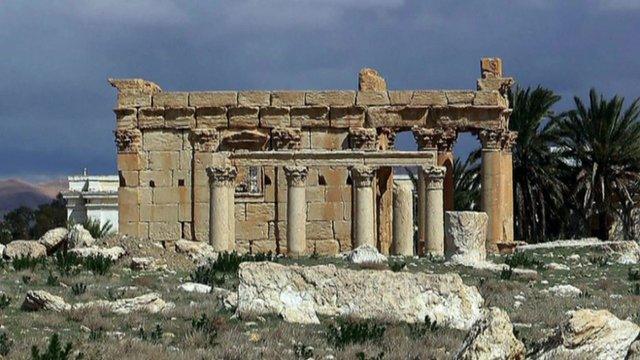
xmin=175 ymin=239 xmax=217 ymax=262
xmin=73 ymin=293 xmax=173 ymax=314
xmin=38 ymin=227 xmax=69 ymax=253
xmin=69 ymin=246 xmax=125 ymax=261
xmin=4 ymin=240 xmax=47 ymax=260
xmin=455 ymin=307 xmax=525 ymax=360
xmin=534 ymin=309 xmax=640 ymax=360
xmin=346 ymin=244 xmax=387 ymax=265
xmin=22 ymin=290 xmax=71 ymax=312
xmin=237 ymin=262 xmax=483 ymax=329
xmin=67 ymin=224 xmax=95 ymax=248
xmin=445 ymin=211 xmax=488 ymax=264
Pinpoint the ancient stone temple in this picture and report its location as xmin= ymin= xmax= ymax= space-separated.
xmin=110 ymin=57 xmax=515 ymax=255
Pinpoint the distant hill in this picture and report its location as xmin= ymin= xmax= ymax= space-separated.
xmin=0 ymin=178 xmax=67 ymax=217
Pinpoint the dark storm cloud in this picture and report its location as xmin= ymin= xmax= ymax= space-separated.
xmin=0 ymin=1 xmax=638 ymax=178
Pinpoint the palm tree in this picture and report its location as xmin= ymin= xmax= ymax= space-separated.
xmin=453 ymin=156 xmax=480 ymax=211
xmin=554 ymin=89 xmax=640 ymax=240
xmin=508 ymin=86 xmax=566 ymax=242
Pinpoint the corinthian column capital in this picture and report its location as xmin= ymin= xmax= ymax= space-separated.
xmin=191 ymin=128 xmax=220 ymax=152
xmin=114 ymin=129 xmax=142 ymax=153
xmin=206 ymin=166 xmax=237 ymax=187
xmin=423 ymin=166 xmax=446 ymax=190
xmin=351 ymin=165 xmax=376 ymax=187
xmin=284 ymin=166 xmax=308 ymax=187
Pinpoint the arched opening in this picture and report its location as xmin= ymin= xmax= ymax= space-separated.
xmin=452 ymin=132 xmax=481 ymax=211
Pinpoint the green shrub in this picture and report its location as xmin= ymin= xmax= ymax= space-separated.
xmin=137 ymin=324 xmax=163 ymax=343
xmin=81 ymin=218 xmax=113 ymax=239
xmin=293 ymin=342 xmax=314 ymax=359
xmin=190 ymin=251 xmax=276 ymax=286
xmin=630 ymin=283 xmax=640 ymax=296
xmin=356 ymin=352 xmax=385 ymax=360
xmin=88 ymin=328 xmax=103 ymax=341
xmin=46 ymin=271 xmax=59 ymax=287
xmin=71 ymin=283 xmax=86 ymax=296
xmin=12 ymin=255 xmax=45 ymax=271
xmin=0 ymin=294 xmax=11 ymax=310
xmin=0 ymin=332 xmax=11 ymax=356
xmin=500 ymin=267 xmax=514 ymax=280
xmin=54 ymin=250 xmax=82 ymax=276
xmin=407 ymin=315 xmax=438 ymax=339
xmin=191 ymin=314 xmax=219 ymax=346
xmin=504 ymin=252 xmax=543 ymax=269
xmin=31 ymin=333 xmax=82 ymax=360
xmin=327 ymin=318 xmax=386 ymax=348
xmin=388 ymin=260 xmax=406 ymax=272
xmin=589 ymin=255 xmax=608 ymax=267
xmin=83 ymin=255 xmax=113 ymax=276
xmin=628 ymin=269 xmax=640 ymax=281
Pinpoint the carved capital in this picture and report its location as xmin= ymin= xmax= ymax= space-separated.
xmin=284 ymin=166 xmax=308 ymax=187
xmin=378 ymin=127 xmax=397 ymax=150
xmin=351 ymin=165 xmax=376 ymax=187
xmin=412 ymin=127 xmax=438 ymax=150
xmin=206 ymin=166 xmax=237 ymax=188
xmin=423 ymin=166 xmax=446 ymax=190
xmin=479 ymin=129 xmax=517 ymax=151
xmin=271 ymin=127 xmax=302 ymax=150
xmin=114 ymin=129 xmax=142 ymax=153
xmin=436 ymin=127 xmax=457 ymax=152
xmin=501 ymin=130 xmax=518 ymax=151
xmin=349 ymin=127 xmax=377 ymax=151
xmin=191 ymin=128 xmax=219 ymax=152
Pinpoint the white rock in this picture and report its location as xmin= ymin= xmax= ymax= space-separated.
xmin=21 ymin=290 xmax=70 ymax=312
xmin=236 ymin=262 xmax=483 ymax=329
xmin=445 ymin=211 xmax=488 ymax=264
xmin=38 ymin=227 xmax=69 ymax=252
xmin=346 ymin=245 xmax=387 ymax=265
xmin=69 ymin=246 xmax=125 ymax=261
xmin=178 ymin=282 xmax=212 ymax=294
xmin=4 ymin=240 xmax=47 ymax=260
xmin=454 ymin=307 xmax=525 ymax=360
xmin=130 ymin=257 xmax=156 ymax=270
xmin=175 ymin=239 xmax=217 ymax=262
xmin=0 ymin=244 xmax=5 ymax=257
xmin=545 ymin=262 xmax=570 ymax=271
xmin=67 ymin=224 xmax=95 ymax=248
xmin=546 ymin=284 xmax=582 ymax=297
xmin=567 ymin=254 xmax=581 ymax=261
xmin=534 ymin=309 xmax=640 ymax=360
xmin=454 ymin=260 xmax=538 ymax=279
xmin=73 ymin=292 xmax=173 ymax=314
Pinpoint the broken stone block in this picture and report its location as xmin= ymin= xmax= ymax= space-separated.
xmin=165 ymin=107 xmax=195 ymax=129
xmin=454 ymin=307 xmax=525 ymax=360
xmin=366 ymin=106 xmax=428 ymax=128
xmin=411 ymin=91 xmax=447 ymax=106
xmin=4 ymin=240 xmax=47 ymax=260
xmin=445 ymin=91 xmax=475 ymax=105
xmin=445 ymin=211 xmax=488 ymax=264
xmin=259 ymin=107 xmax=290 ymax=128
xmin=22 ymin=290 xmax=71 ymax=312
xmin=290 ymin=106 xmax=329 ymax=127
xmin=138 ymin=107 xmax=165 ymax=129
xmin=228 ymin=107 xmax=259 ymax=128
xmin=195 ymin=107 xmax=227 ymax=128
xmin=358 ymin=68 xmax=387 ymax=91
xmin=329 ymin=106 xmax=365 ymax=128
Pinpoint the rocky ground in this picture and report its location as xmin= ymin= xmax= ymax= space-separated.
xmin=2 ymin=231 xmax=640 ymax=359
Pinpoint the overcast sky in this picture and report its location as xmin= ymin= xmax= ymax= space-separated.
xmin=1 ymin=1 xmax=639 ymax=180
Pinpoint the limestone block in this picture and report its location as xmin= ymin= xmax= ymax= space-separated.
xmin=235 ymin=203 xmax=246 ymax=221
xmin=38 ymin=228 xmax=69 ymax=253
xmin=333 ymin=220 xmax=351 ymax=241
xmin=148 ymin=222 xmax=181 ymax=240
xmin=114 ymin=108 xmax=137 ymax=130
xmin=476 ymin=77 xmax=514 ymax=94
xmin=445 ymin=91 xmax=475 ymax=105
xmin=22 ymin=290 xmax=70 ymax=312
xmin=238 ymin=91 xmax=270 ymax=106
xmin=189 ymin=91 xmax=237 ymax=107
xmin=305 ymin=91 xmax=355 ymax=106
xmin=237 ymin=262 xmax=484 ymax=328
xmin=140 ymin=204 xmax=178 ymax=222
xmin=310 ymin=130 xmax=348 ymax=150
xmin=118 ymin=221 xmax=138 ymax=237
xmin=329 ymin=106 xmax=365 ymax=128
xmin=179 ymin=202 xmax=192 ymax=222
xmin=172 ymin=170 xmax=191 ymax=187
xmin=444 ymin=211 xmax=488 ymax=264
xmin=314 ymin=240 xmax=340 ymax=254
xmin=271 ymin=91 xmax=305 ymax=106
xmin=148 ymin=151 xmax=179 ymax=170
xmin=259 ymin=107 xmax=290 ymax=128
xmin=228 ymin=107 xmax=259 ymax=128
xmin=356 ymin=91 xmax=390 ymax=106
xmin=246 ymin=203 xmax=276 ymax=222
xmin=179 ymin=151 xmax=192 ymax=170
xmin=481 ymin=58 xmax=502 ymax=78
xmin=118 ymin=170 xmax=139 ymax=187
xmin=366 ymin=106 xmax=428 ymax=128
xmin=307 ymin=221 xmax=333 ymax=240
xmin=139 ymin=188 xmax=153 ymax=204
xmin=342 ymin=202 xmax=352 ymax=221
xmin=138 ymin=107 xmax=164 ymax=129
xmin=119 ymin=188 xmax=139 ymax=205
xmin=306 ymin=186 xmax=325 ymax=202
xmin=290 ymin=106 xmax=329 ymax=127
xmin=454 ymin=307 xmax=525 ymax=360
xmin=193 ymin=185 xmax=209 ymax=203
xmin=116 ymin=91 xmax=152 ymax=108
xmin=411 ymin=91 xmax=447 ymax=106
xmin=165 ymin=107 xmax=195 ymax=129
xmin=308 ymin=202 xmax=342 ymax=221
xmin=347 ymin=245 xmax=387 ymax=264
xmin=237 ymin=221 xmax=268 ymax=240
xmin=473 ymin=91 xmax=503 ymax=107
xmin=325 ymin=186 xmax=350 ymax=202
xmin=153 ymin=187 xmax=181 ymax=204
xmin=119 ymin=203 xmax=139 ymax=222
xmin=318 ymin=168 xmax=349 ymax=186
xmin=389 ymin=91 xmax=414 ymax=105
xmin=358 ymin=68 xmax=387 ymax=91
xmin=139 ymin=170 xmax=172 ymax=188
xmin=118 ymin=153 xmax=147 ymax=171
xmin=5 ymin=240 xmax=47 ymax=260
xmin=195 ymin=107 xmax=227 ymax=128
xmin=143 ymin=130 xmax=183 ymax=151
xmin=153 ymin=92 xmax=188 ymax=107
xmin=300 ymin=130 xmax=311 ymax=148
xmin=251 ymin=240 xmax=277 ymax=254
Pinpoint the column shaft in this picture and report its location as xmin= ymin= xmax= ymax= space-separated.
xmin=206 ymin=166 xmax=237 ymax=252
xmin=352 ymin=166 xmax=376 ymax=248
xmin=424 ymin=166 xmax=445 ymax=256
xmin=501 ymin=149 xmax=514 ymax=243
xmin=438 ymin=151 xmax=455 ymax=211
xmin=284 ymin=166 xmax=308 ymax=256
xmin=417 ymin=171 xmax=427 ymax=254
xmin=228 ymin=186 xmax=236 ymax=251
xmin=481 ymin=148 xmax=502 ymax=250
xmin=393 ymin=182 xmax=414 ymax=256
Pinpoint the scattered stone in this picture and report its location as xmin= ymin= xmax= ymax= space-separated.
xmin=445 ymin=211 xmax=488 ymax=264
xmin=237 ymin=262 xmax=483 ymax=329
xmin=130 ymin=257 xmax=157 ymax=270
xmin=178 ymin=282 xmax=211 ymax=294
xmin=546 ymin=284 xmax=582 ymax=297
xmin=69 ymin=246 xmax=125 ymax=260
xmin=175 ymin=239 xmax=217 ymax=262
xmin=38 ymin=227 xmax=69 ymax=253
xmin=74 ymin=293 xmax=173 ymax=314
xmin=67 ymin=224 xmax=95 ymax=248
xmin=454 ymin=307 xmax=525 ymax=360
xmin=534 ymin=309 xmax=640 ymax=359
xmin=22 ymin=290 xmax=71 ymax=312
xmin=4 ymin=240 xmax=47 ymax=260
xmin=358 ymin=68 xmax=387 ymax=91
xmin=517 ymin=239 xmax=640 ymax=264
xmin=545 ymin=262 xmax=570 ymax=271
xmin=453 ymin=260 xmax=538 ymax=280
xmin=567 ymin=254 xmax=581 ymax=261
xmin=346 ymin=244 xmax=387 ymax=265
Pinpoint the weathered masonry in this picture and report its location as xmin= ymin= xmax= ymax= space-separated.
xmin=110 ymin=57 xmax=516 ymax=255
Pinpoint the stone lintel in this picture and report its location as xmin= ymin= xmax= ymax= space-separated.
xmin=227 ymin=150 xmax=436 ymax=168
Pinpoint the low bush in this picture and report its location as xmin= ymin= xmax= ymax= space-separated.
xmin=137 ymin=324 xmax=163 ymax=343
xmin=81 ymin=218 xmax=113 ymax=239
xmin=629 ymin=269 xmax=640 ymax=281
xmin=12 ymin=255 xmax=45 ymax=271
xmin=83 ymin=255 xmax=113 ymax=276
xmin=46 ymin=271 xmax=59 ymax=287
xmin=0 ymin=294 xmax=10 ymax=310
xmin=388 ymin=260 xmax=406 ymax=272
xmin=293 ymin=342 xmax=314 ymax=359
xmin=190 ymin=251 xmax=276 ymax=286
xmin=588 ymin=255 xmax=608 ymax=267
xmin=192 ymin=314 xmax=219 ymax=346
xmin=500 ymin=267 xmax=514 ymax=280
xmin=71 ymin=283 xmax=86 ymax=296
xmin=327 ymin=318 xmax=386 ymax=348
xmin=0 ymin=332 xmax=11 ymax=356
xmin=31 ymin=333 xmax=82 ymax=360
xmin=54 ymin=250 xmax=82 ymax=277
xmin=504 ymin=252 xmax=543 ymax=269
xmin=407 ymin=315 xmax=438 ymax=339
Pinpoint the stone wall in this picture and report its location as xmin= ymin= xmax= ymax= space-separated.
xmin=110 ymin=59 xmax=512 ymax=254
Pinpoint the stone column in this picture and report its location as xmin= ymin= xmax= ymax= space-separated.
xmin=501 ymin=131 xmax=517 ymax=244
xmin=228 ymin=185 xmax=236 ymax=251
xmin=479 ymin=130 xmax=503 ymax=251
xmin=206 ymin=166 xmax=237 ymax=252
xmin=424 ymin=166 xmax=446 ymax=256
xmin=284 ymin=166 xmax=308 ymax=257
xmin=436 ymin=128 xmax=457 ymax=211
xmin=393 ymin=181 xmax=414 ymax=256
xmin=352 ymin=165 xmax=376 ymax=248
xmin=412 ymin=127 xmax=438 ymax=255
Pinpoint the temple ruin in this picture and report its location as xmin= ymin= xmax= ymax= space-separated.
xmin=110 ymin=57 xmax=515 ymax=256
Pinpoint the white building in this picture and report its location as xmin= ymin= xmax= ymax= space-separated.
xmin=62 ymin=171 xmax=119 ymax=232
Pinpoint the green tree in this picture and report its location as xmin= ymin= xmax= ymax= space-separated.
xmin=2 ymin=206 xmax=34 ymax=240
xmin=508 ymin=86 xmax=566 ymax=242
xmin=453 ymin=155 xmax=480 ymax=211
xmin=555 ymin=88 xmax=640 ymax=240
xmin=31 ymin=194 xmax=67 ymax=239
